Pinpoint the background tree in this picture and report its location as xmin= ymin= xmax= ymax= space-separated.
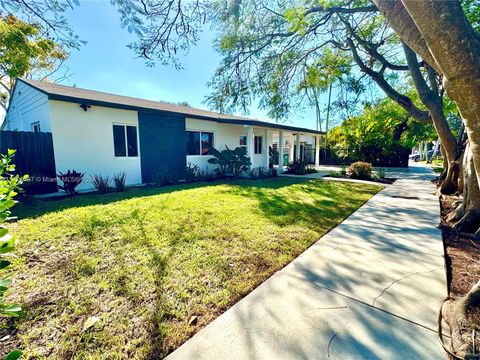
xmin=0 ymin=14 xmax=68 ymax=111
xmin=297 ymin=48 xmax=351 ymax=147
xmin=328 ymin=97 xmax=436 ymax=164
xmin=0 ymin=0 xmax=81 ymax=49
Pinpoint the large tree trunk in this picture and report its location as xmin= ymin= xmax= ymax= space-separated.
xmin=369 ymin=1 xmax=440 ymax=73
xmin=448 ymin=141 xmax=480 ymax=234
xmin=398 ymin=0 xmax=480 ymax=197
xmin=403 ymin=43 xmax=458 ymax=193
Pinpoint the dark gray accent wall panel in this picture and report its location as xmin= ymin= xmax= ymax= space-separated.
xmin=138 ymin=111 xmax=186 ymax=183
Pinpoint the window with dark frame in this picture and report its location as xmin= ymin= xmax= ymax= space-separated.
xmin=186 ymin=131 xmax=214 ymax=155
xmin=239 ymin=135 xmax=247 ymax=146
xmin=113 ymin=124 xmax=138 ymax=157
xmin=126 ymin=126 xmax=138 ymax=156
xmin=201 ymin=132 xmax=214 ymax=155
xmin=254 ymin=135 xmax=262 ymax=154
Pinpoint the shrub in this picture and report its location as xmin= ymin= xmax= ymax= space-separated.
xmin=58 ymin=169 xmax=84 ymax=196
xmin=208 ymin=146 xmax=251 ymax=177
xmin=340 ymin=164 xmax=347 ymax=176
xmin=249 ymin=166 xmax=270 ymax=179
xmin=285 ymin=160 xmax=317 ymax=175
xmin=249 ymin=166 xmax=277 ymax=179
xmin=347 ymin=161 xmax=373 ymax=180
xmin=153 ymin=165 xmax=175 ymax=186
xmin=92 ymin=174 xmax=111 ymax=194
xmin=185 ymin=163 xmax=200 ymax=182
xmin=113 ymin=172 xmax=127 ymax=192
xmin=375 ymin=168 xmax=386 ymax=179
xmin=197 ymin=168 xmax=219 ymax=182
xmin=0 ymin=150 xmax=27 ymax=359
xmin=329 ymin=170 xmax=340 ymax=177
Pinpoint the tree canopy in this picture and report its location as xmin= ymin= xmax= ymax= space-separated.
xmin=0 ymin=14 xmax=67 ymax=109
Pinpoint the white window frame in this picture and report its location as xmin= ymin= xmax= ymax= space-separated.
xmin=31 ymin=122 xmax=41 ymax=133
xmin=186 ymin=129 xmax=215 ymax=157
xmin=112 ymin=123 xmax=139 ymax=158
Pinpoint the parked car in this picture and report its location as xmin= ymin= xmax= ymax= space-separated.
xmin=409 ymin=150 xmax=442 ymax=162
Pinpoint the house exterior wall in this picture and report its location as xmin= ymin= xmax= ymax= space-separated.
xmin=138 ymin=111 xmax=186 ymax=183
xmin=49 ymin=100 xmax=142 ymax=191
xmin=5 ymin=81 xmax=52 ymax=132
xmin=185 ymin=118 xmax=272 ymax=170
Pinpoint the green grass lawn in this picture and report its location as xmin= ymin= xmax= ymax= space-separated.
xmin=420 ymin=158 xmax=444 ymax=173
xmin=3 ymin=178 xmax=381 ymax=359
xmin=430 ymin=159 xmax=444 ymax=173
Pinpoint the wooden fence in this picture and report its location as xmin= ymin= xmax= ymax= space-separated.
xmin=0 ymin=131 xmax=57 ymax=194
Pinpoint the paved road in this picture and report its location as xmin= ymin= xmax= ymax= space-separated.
xmin=166 ymin=164 xmax=447 ymax=359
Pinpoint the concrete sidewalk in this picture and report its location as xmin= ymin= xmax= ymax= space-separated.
xmin=166 ymin=164 xmax=447 ymax=360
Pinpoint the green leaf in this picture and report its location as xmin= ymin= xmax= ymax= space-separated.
xmin=3 ymin=304 xmax=22 ymax=313
xmin=0 ymin=278 xmax=11 ymax=287
xmin=0 ymin=227 xmax=8 ymax=238
xmin=0 ymin=259 xmax=11 ymax=269
xmin=0 ymin=199 xmax=15 ymax=212
xmin=5 ymin=349 xmax=22 ymax=360
xmin=0 ymin=246 xmax=14 ymax=254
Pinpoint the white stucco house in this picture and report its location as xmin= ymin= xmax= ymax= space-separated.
xmin=4 ymin=78 xmax=324 ymax=192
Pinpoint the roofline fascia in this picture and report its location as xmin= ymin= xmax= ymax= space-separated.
xmin=216 ymin=119 xmax=325 ymax=135
xmin=19 ymin=78 xmax=325 ymax=136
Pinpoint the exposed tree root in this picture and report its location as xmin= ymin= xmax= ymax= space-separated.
xmin=439 ymin=162 xmax=460 ymax=195
xmin=447 ymin=203 xmax=466 ymax=223
xmin=452 ymin=208 xmax=480 ymax=234
xmin=442 ymin=280 xmax=480 ymax=358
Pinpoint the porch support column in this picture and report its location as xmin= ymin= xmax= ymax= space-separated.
xmin=263 ymin=128 xmax=269 ymax=168
xmin=278 ymin=131 xmax=284 ymax=171
xmin=315 ymin=135 xmax=320 ymax=167
xmin=295 ymin=133 xmax=301 ymax=161
xmin=246 ymin=126 xmax=254 ymax=162
xmin=289 ymin=136 xmax=294 ymax=162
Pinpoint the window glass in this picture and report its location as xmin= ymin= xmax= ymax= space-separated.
xmin=186 ymin=131 xmax=201 ymax=155
xmin=126 ymin=126 xmax=138 ymax=157
xmin=113 ymin=125 xmax=126 ymax=157
xmin=201 ymin=132 xmax=214 ymax=155
xmin=254 ymin=135 xmax=263 ymax=154
xmin=239 ymin=135 xmax=247 ymax=146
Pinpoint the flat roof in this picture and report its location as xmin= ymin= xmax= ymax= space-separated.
xmin=17 ymin=78 xmax=324 ymax=135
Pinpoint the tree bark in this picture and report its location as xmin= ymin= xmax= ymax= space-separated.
xmin=448 ymin=141 xmax=480 ymax=233
xmin=443 ymin=279 xmax=480 ymax=358
xmin=457 ymin=150 xmax=465 ymax=194
xmin=371 ymin=1 xmax=440 ymax=73
xmin=403 ymin=43 xmax=458 ymax=193
xmin=324 ymin=82 xmax=332 ymax=149
xmin=346 ymin=37 xmax=431 ymax=124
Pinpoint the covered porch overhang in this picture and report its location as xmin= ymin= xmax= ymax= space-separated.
xmin=240 ymin=124 xmax=325 ymax=172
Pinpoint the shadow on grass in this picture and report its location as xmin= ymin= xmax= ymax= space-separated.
xmin=14 ymin=177 xmax=310 ymax=220
xmin=218 ymin=179 xmax=376 ymax=233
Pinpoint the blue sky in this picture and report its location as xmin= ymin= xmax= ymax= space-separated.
xmin=57 ymin=1 xmax=320 ymax=129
